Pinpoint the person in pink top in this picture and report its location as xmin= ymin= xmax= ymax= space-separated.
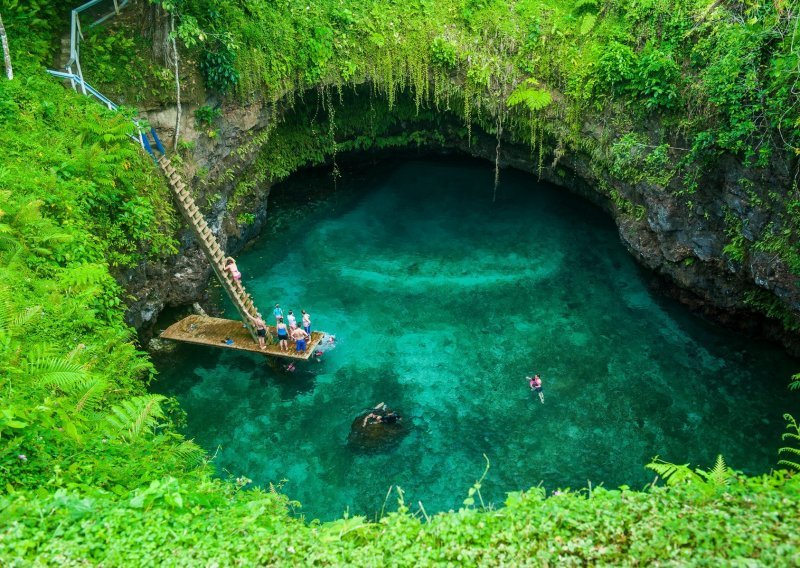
xmin=527 ymin=374 xmax=544 ymax=404
xmin=224 ymin=258 xmax=243 ymax=292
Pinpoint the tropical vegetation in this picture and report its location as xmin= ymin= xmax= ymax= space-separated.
xmin=0 ymin=0 xmax=798 ymax=563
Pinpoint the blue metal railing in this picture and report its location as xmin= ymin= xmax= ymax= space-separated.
xmin=44 ymin=69 xmax=164 ymax=157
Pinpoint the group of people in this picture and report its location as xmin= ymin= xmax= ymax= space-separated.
xmin=246 ymin=304 xmax=312 ymax=353
xmin=223 ymin=258 xmax=314 ymax=354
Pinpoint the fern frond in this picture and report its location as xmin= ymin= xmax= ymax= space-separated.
xmin=507 ymin=79 xmax=552 ymax=112
xmin=105 ymin=394 xmax=166 ymax=442
xmin=580 ymin=14 xmax=597 ymax=35
xmin=59 ymin=263 xmax=111 ymax=290
xmin=789 ymin=374 xmax=800 ymax=390
xmin=698 ymin=454 xmax=732 ymax=487
xmin=646 ymin=457 xmax=697 ymax=486
xmin=778 ymin=414 xmax=799 ymax=472
xmin=25 ymin=352 xmax=88 ymax=389
xmin=169 ymin=440 xmax=207 ymax=470
xmin=72 ymin=377 xmax=108 ymax=414
xmin=13 ymin=306 xmax=42 ymax=329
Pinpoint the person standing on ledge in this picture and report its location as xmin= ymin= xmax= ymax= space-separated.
xmin=273 ymin=303 xmax=283 ymax=322
xmin=527 ymin=374 xmax=544 ymax=404
xmin=291 ymin=325 xmax=309 ymax=353
xmin=246 ymin=312 xmax=268 ymax=351
xmin=276 ymin=317 xmax=290 ymax=352
xmin=302 ymin=309 xmax=311 ymax=336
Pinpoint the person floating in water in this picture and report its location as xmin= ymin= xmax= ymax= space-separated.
xmin=362 ymin=402 xmax=402 ymax=427
xmin=527 ymin=374 xmax=544 ymax=404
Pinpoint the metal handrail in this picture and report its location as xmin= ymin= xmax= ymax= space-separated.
xmin=64 ymin=0 xmax=130 ymax=93
xmin=45 ymin=69 xmax=152 ymax=151
xmin=46 ymin=0 xmax=150 ymax=152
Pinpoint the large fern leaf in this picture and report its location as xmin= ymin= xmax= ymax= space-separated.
xmin=789 ymin=373 xmax=800 ymax=391
xmin=104 ymin=395 xmax=166 ymax=442
xmin=646 ymin=457 xmax=697 ymax=486
xmin=580 ymin=14 xmax=597 ymax=35
xmin=24 ymin=350 xmax=88 ymax=389
xmin=72 ymin=377 xmax=109 ymax=414
xmin=697 ymin=454 xmax=732 ymax=487
xmin=779 ymin=414 xmax=800 ymax=471
xmin=507 ymin=79 xmax=552 ymax=112
xmin=168 ymin=440 xmax=207 ymax=470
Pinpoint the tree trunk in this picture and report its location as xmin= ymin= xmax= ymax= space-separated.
xmin=0 ymin=13 xmax=13 ymax=80
xmin=141 ymin=3 xmax=171 ymax=66
xmin=170 ymin=11 xmax=181 ymax=151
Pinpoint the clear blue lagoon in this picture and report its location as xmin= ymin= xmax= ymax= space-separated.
xmin=152 ymin=157 xmax=799 ymax=521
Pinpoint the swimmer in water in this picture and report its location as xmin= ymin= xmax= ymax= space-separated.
xmin=362 ymin=403 xmax=402 ymax=426
xmin=527 ymin=374 xmax=544 ymax=404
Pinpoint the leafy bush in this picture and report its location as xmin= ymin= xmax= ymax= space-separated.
xmin=200 ymin=45 xmax=239 ymax=95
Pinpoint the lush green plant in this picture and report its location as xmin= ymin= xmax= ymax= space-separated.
xmin=779 ymin=414 xmax=800 ymax=471
xmin=2 ymin=1 xmax=800 ymax=564
xmin=194 ymin=104 xmax=221 ymax=126
xmin=200 ymin=44 xmax=239 ymax=94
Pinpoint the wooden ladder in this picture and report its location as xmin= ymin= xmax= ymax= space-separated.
xmin=157 ymin=156 xmax=270 ymax=343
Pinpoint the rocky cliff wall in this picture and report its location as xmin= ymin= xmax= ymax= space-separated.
xmin=124 ymin=94 xmax=800 ymax=354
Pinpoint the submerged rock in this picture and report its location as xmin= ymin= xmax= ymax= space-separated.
xmin=347 ymin=412 xmax=409 ymax=454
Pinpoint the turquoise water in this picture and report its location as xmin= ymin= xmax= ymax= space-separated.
xmin=152 ymin=158 xmax=799 ymax=521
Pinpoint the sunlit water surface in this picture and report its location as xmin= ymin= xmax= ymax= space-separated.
xmin=152 ymin=158 xmax=799 ymax=521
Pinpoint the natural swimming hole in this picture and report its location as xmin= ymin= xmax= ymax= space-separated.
xmin=152 ymin=157 xmax=799 ymax=521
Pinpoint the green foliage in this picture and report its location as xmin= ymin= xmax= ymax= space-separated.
xmin=506 ymin=79 xmax=552 ymax=112
xmin=3 ymin=1 xmax=800 ymax=563
xmin=194 ymin=104 xmax=221 ymax=126
xmin=200 ymin=45 xmax=240 ymax=94
xmin=779 ymin=414 xmax=800 ymax=471
xmin=1 ymin=467 xmax=799 ymax=564
xmin=431 ymin=37 xmax=458 ymax=69
xmin=646 ymin=455 xmax=736 ymax=489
